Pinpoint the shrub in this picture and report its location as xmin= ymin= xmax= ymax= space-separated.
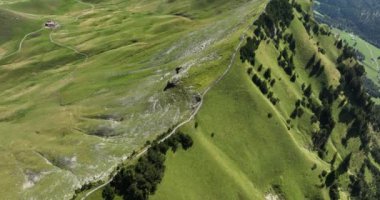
xmin=264 ymin=68 xmax=272 ymax=79
xmin=304 ymin=84 xmax=312 ymax=97
xmin=290 ymin=73 xmax=296 ymax=82
xmin=258 ymin=64 xmax=263 ymax=72
xmin=259 ymin=81 xmax=269 ymax=94
xmin=270 ymin=79 xmax=276 ymax=87
xmin=102 ymin=185 xmax=115 ymax=200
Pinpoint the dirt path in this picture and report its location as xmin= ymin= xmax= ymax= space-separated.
xmin=0 ymin=28 xmax=44 ymax=61
xmin=49 ymin=30 xmax=88 ymax=62
xmin=75 ymin=0 xmax=95 ymax=21
xmin=47 ymin=0 xmax=95 ymax=62
xmin=1 ymin=0 xmax=93 ymax=62
xmin=80 ymin=24 xmax=250 ymax=200
xmin=75 ymin=0 xmax=95 ymax=10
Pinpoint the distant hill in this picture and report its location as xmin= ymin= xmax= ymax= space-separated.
xmin=314 ymin=0 xmax=380 ymax=48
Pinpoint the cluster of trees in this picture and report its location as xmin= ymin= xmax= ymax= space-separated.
xmin=312 ymin=24 xmax=331 ymax=36
xmin=277 ymin=48 xmax=296 ymax=77
xmin=325 ymin=154 xmax=352 ymax=200
xmin=336 ymin=40 xmax=365 ymax=61
xmin=362 ymin=77 xmax=380 ymax=99
xmin=337 ymin=45 xmax=357 ymax=63
xmin=332 ymin=35 xmax=380 ymax=200
xmin=240 ymin=1 xmax=302 ymax=107
xmin=284 ymin=33 xmax=296 ymax=52
xmin=371 ymin=145 xmax=380 ymax=165
xmin=371 ymin=105 xmax=380 ymax=132
xmin=290 ymin=106 xmax=304 ymax=119
xmin=336 ymin=59 xmax=373 ymax=148
xmin=291 ymin=0 xmax=302 ymax=13
xmin=337 ymin=63 xmax=367 ymax=105
xmin=305 ymin=54 xmax=325 ymax=77
xmin=241 ymin=0 xmax=301 ymax=102
xmin=265 ymin=0 xmax=294 ymax=28
xmin=255 ymin=14 xmax=276 ymax=38
xmin=252 ymin=71 xmax=279 ymax=105
xmin=300 ymin=82 xmax=338 ymax=157
xmin=240 ymin=37 xmax=260 ymax=65
xmin=311 ymin=105 xmax=336 ymax=157
xmin=349 ymin=160 xmax=380 ymax=199
xmin=252 ymin=74 xmax=269 ymax=95
xmin=297 ymin=6 xmax=331 ymax=37
xmin=254 ymin=0 xmax=294 ymax=39
xmin=290 ymin=99 xmax=307 ymax=119
xmin=104 ymin=132 xmax=193 ymax=200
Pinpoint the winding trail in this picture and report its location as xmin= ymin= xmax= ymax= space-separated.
xmin=75 ymin=0 xmax=95 ymax=21
xmin=49 ymin=31 xmax=89 ymax=62
xmin=81 ymin=25 xmax=250 ymax=200
xmin=75 ymin=0 xmax=95 ymax=10
xmin=1 ymin=0 xmax=93 ymax=63
xmin=48 ymin=0 xmax=95 ymax=62
xmin=43 ymin=1 xmax=95 ymax=63
xmin=0 ymin=28 xmax=44 ymax=61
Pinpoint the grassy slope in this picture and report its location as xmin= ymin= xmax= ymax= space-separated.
xmin=0 ymin=0 xmax=271 ymax=199
xmin=152 ymin=58 xmax=328 ymax=200
xmin=151 ymin=1 xmax=364 ymax=200
xmin=332 ymin=29 xmax=380 ymax=76
xmin=4 ymin=0 xmax=85 ymax=15
xmin=0 ymin=8 xmax=42 ymax=47
xmin=332 ymin=28 xmax=380 ymax=103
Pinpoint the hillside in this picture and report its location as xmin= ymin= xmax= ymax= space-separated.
xmin=312 ymin=0 xmax=380 ymax=104
xmin=331 ymin=28 xmax=380 ymax=103
xmin=148 ymin=0 xmax=380 ymax=199
xmin=0 ymin=0 xmax=269 ymax=199
xmin=314 ymin=0 xmax=380 ymax=48
xmin=1 ymin=0 xmax=380 ymax=199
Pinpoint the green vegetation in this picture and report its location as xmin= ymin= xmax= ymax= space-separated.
xmin=4 ymin=0 xmax=85 ymax=14
xmin=0 ymin=0 xmax=269 ymax=199
xmin=332 ymin=28 xmax=380 ymax=102
xmin=0 ymin=8 xmax=42 ymax=45
xmin=315 ymin=0 xmax=380 ymax=47
xmin=149 ymin=0 xmax=380 ymax=199
xmin=108 ymin=132 xmax=192 ymax=200
xmin=1 ymin=0 xmax=380 ymax=199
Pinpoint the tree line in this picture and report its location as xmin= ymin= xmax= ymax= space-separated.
xmin=102 ymin=131 xmax=193 ymax=200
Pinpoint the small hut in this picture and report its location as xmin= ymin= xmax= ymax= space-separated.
xmin=44 ymin=20 xmax=59 ymax=29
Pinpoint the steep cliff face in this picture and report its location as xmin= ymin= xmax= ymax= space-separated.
xmin=314 ymin=0 xmax=380 ymax=47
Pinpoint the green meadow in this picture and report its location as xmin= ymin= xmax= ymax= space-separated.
xmin=332 ymin=28 xmax=380 ymax=103
xmin=150 ymin=1 xmax=376 ymax=199
xmin=0 ymin=0 xmax=273 ymax=199
xmin=1 ymin=0 xmax=378 ymax=199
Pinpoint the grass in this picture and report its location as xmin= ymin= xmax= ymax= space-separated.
xmin=0 ymin=0 xmax=276 ymax=199
xmin=152 ymin=31 xmax=329 ymax=199
xmin=0 ymin=8 xmax=42 ymax=47
xmin=332 ymin=28 xmax=380 ymax=86
xmin=4 ymin=0 xmax=86 ymax=15
xmin=151 ymin=1 xmax=366 ymax=199
xmin=0 ymin=0 xmax=373 ymax=199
